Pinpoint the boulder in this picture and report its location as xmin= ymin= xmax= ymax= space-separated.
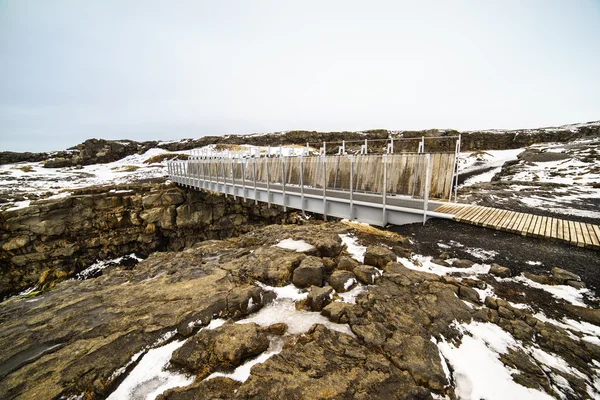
xmin=551 ymin=267 xmax=581 ymax=284
xmin=452 ymin=259 xmax=475 ymax=269
xmin=171 ymin=322 xmax=269 ymax=377
xmin=490 ymin=263 xmax=512 ymax=278
xmin=305 ymin=286 xmax=334 ymax=311
xmin=293 ymin=257 xmax=324 ymax=288
xmin=321 ymin=302 xmax=353 ymax=323
xmin=363 ymin=245 xmax=395 ymax=269
xmin=392 ymin=245 xmax=412 ymax=259
xmin=566 ymin=280 xmax=586 ymax=289
xmin=353 ymin=265 xmax=381 ymax=285
xmin=336 ymin=255 xmax=359 ymax=272
xmin=328 ymin=270 xmax=356 ymax=293
xmin=431 ymin=258 xmax=450 ymax=267
xmin=457 ymin=285 xmax=481 ymax=304
xmin=264 ymin=323 xmax=288 ymax=336
xmin=523 ymin=272 xmax=550 ymax=285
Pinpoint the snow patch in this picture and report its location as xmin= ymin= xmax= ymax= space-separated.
xmin=339 ymin=234 xmax=366 ymax=263
xmin=273 ymin=239 xmax=315 ymax=253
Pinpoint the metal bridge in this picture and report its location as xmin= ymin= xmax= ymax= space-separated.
xmin=168 ymin=137 xmax=461 ymax=227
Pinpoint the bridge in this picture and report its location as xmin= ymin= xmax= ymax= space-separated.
xmin=168 ymin=137 xmax=461 ymax=227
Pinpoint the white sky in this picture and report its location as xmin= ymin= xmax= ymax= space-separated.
xmin=1 ymin=0 xmax=599 ymax=151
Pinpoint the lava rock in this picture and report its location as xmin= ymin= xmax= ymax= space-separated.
xmin=329 ymin=270 xmax=356 ymax=293
xmin=171 ymin=322 xmax=269 ymax=377
xmin=353 ymin=265 xmax=381 ymax=285
xmin=305 ymin=285 xmax=334 ymax=311
xmin=551 ymin=267 xmax=581 ymax=284
xmin=336 ymin=255 xmax=359 ymax=272
xmin=364 ymin=245 xmax=396 ymax=269
xmin=490 ymin=263 xmax=512 ymax=278
xmin=292 ymin=256 xmax=325 ymax=288
xmin=452 ymin=259 xmax=475 ymax=269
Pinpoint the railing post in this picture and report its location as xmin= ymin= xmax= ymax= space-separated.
xmin=265 ymin=154 xmax=271 ymax=208
xmin=300 ymin=154 xmax=305 ymax=216
xmin=208 ymin=154 xmax=213 ymax=191
xmin=241 ymin=158 xmax=246 ymax=201
xmin=252 ymin=152 xmax=258 ymax=205
xmin=423 ymin=154 xmax=431 ymax=225
xmin=222 ymin=155 xmax=227 ymax=197
xmin=231 ymin=156 xmax=236 ymax=200
xmin=201 ymin=157 xmax=206 ymax=191
xmin=281 ymin=152 xmax=287 ymax=212
xmin=322 ymin=154 xmax=327 ymax=221
xmin=349 ymin=155 xmax=354 ymax=220
xmin=382 ymin=154 xmax=388 ymax=226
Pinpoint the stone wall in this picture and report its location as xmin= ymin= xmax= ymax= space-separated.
xmin=0 ymin=183 xmax=296 ymax=298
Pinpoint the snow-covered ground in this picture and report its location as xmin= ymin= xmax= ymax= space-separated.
xmin=457 ymin=138 xmax=600 ymax=220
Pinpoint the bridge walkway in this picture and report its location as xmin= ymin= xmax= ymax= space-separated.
xmin=433 ymin=204 xmax=600 ymax=250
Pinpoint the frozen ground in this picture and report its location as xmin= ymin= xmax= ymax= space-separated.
xmin=457 ymin=138 xmax=600 ymax=222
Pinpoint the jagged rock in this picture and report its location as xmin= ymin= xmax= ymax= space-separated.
xmin=490 ymin=263 xmax=512 ymax=278
xmin=292 ymin=257 xmax=324 ymax=288
xmin=392 ymin=245 xmax=412 ymax=259
xmin=551 ymin=267 xmax=581 ymax=284
xmin=328 ymin=270 xmax=356 ymax=293
xmin=221 ymin=246 xmax=305 ymax=287
xmin=566 ymin=280 xmax=586 ymax=289
xmin=226 ymin=285 xmax=264 ymax=318
xmin=353 ymin=265 xmax=381 ymax=285
xmin=336 ymin=255 xmax=359 ymax=271
xmin=431 ymin=258 xmax=450 ymax=267
xmin=484 ymin=296 xmax=498 ymax=309
xmin=452 ymin=259 xmax=474 ymax=269
xmin=523 ymin=272 xmax=550 ymax=285
xmin=264 ymin=323 xmax=288 ymax=336
xmin=363 ymin=245 xmax=395 ymax=269
xmin=305 ymin=286 xmax=334 ymax=311
xmin=234 ymin=325 xmax=431 ymax=399
xmin=171 ymin=322 xmax=269 ymax=378
xmin=457 ymin=285 xmax=481 ymax=304
xmin=564 ymin=305 xmax=600 ymax=325
xmin=158 ymin=377 xmax=241 ymax=400
xmin=321 ymin=302 xmax=353 ymax=323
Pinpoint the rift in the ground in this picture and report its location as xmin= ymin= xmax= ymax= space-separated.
xmin=0 ymin=122 xmax=599 ymax=400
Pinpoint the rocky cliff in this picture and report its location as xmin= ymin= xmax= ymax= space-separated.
xmin=0 ymin=183 xmax=297 ymax=299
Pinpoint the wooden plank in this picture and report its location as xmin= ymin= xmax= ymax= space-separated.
xmin=568 ymin=220 xmax=578 ymax=246
xmin=510 ymin=213 xmax=526 ymax=233
xmin=544 ymin=217 xmax=554 ymax=239
xmin=503 ymin=211 xmax=519 ymax=231
xmin=556 ymin=219 xmax=564 ymax=241
xmin=496 ymin=211 xmax=512 ymax=231
xmin=587 ymin=223 xmax=600 ymax=249
xmin=578 ymin=221 xmax=592 ymax=248
xmin=454 ymin=206 xmax=478 ymax=222
xmin=470 ymin=207 xmax=492 ymax=225
xmin=455 ymin=206 xmax=477 ymax=219
xmin=527 ymin=215 xmax=539 ymax=236
xmin=592 ymin=225 xmax=600 ymax=249
xmin=491 ymin=210 xmax=509 ymax=229
xmin=550 ymin=218 xmax=559 ymax=240
xmin=535 ymin=216 xmax=547 ymax=238
xmin=480 ymin=209 xmax=500 ymax=227
xmin=518 ymin=213 xmax=532 ymax=235
xmin=468 ymin=206 xmax=489 ymax=223
xmin=563 ymin=219 xmax=570 ymax=243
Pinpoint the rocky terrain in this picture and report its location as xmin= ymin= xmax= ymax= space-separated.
xmin=457 ymin=137 xmax=600 ymax=223
xmin=1 ymin=121 xmax=599 ymax=400
xmin=0 ymin=222 xmax=598 ymax=399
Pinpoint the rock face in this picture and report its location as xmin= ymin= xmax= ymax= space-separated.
xmin=0 ymin=182 xmax=294 ymax=298
xmin=0 ymin=222 xmax=598 ymax=400
xmin=171 ymin=323 xmax=269 ymax=378
xmin=363 ymin=245 xmax=396 ymax=269
xmin=292 ymin=257 xmax=325 ymax=288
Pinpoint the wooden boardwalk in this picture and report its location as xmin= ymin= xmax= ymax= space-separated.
xmin=434 ymin=204 xmax=600 ymax=250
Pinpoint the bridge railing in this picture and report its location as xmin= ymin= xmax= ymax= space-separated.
xmin=169 ymin=152 xmax=455 ymax=201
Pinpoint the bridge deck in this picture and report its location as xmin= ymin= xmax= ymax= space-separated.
xmin=434 ymin=204 xmax=600 ymax=250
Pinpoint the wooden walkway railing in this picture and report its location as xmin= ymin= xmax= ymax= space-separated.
xmin=434 ymin=204 xmax=600 ymax=250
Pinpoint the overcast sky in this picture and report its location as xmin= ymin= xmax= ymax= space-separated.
xmin=1 ymin=0 xmax=599 ymax=152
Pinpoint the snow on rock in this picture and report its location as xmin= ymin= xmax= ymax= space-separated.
xmin=273 ymin=239 xmax=315 ymax=253
xmin=511 ymin=274 xmax=591 ymax=307
xmin=438 ymin=322 xmax=554 ymax=400
xmin=206 ymin=336 xmax=285 ymax=382
xmin=339 ymin=234 xmax=367 ymax=263
xmin=74 ymin=253 xmax=143 ymax=280
xmin=106 ymin=339 xmax=193 ymax=400
xmin=336 ymin=284 xmax=367 ymax=304
xmin=397 ymin=255 xmax=490 ymax=276
xmin=5 ymin=200 xmax=30 ymax=212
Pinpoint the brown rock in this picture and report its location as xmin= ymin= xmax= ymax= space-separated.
xmin=353 ymin=265 xmax=381 ymax=285
xmin=490 ymin=263 xmax=512 ymax=278
xmin=452 ymin=259 xmax=475 ymax=269
xmin=364 ymin=245 xmax=396 ymax=269
xmin=292 ymin=257 xmax=324 ymax=288
xmin=305 ymin=285 xmax=334 ymax=311
xmin=328 ymin=270 xmax=356 ymax=293
xmin=336 ymin=255 xmax=359 ymax=272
